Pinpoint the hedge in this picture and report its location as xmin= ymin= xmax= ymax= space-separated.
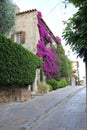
xmin=47 ymin=79 xmax=68 ymax=90
xmin=0 ymin=35 xmax=42 ymax=86
xmin=47 ymin=79 xmax=58 ymax=90
xmin=57 ymin=79 xmax=68 ymax=88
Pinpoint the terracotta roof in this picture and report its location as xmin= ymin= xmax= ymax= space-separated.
xmin=16 ymin=9 xmax=37 ymax=15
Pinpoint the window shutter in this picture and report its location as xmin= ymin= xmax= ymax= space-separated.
xmin=20 ymin=31 xmax=25 ymax=44
xmin=11 ymin=34 xmax=14 ymax=41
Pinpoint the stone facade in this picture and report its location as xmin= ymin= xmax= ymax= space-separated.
xmin=71 ymin=61 xmax=79 ymax=86
xmin=10 ymin=9 xmax=40 ymax=54
xmin=0 ymin=87 xmax=31 ymax=103
xmin=8 ymin=9 xmax=41 ymax=93
xmin=0 ymin=6 xmax=60 ymax=103
xmin=7 ymin=7 xmax=58 ymax=101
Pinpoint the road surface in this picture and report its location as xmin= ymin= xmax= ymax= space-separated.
xmin=0 ymin=86 xmax=86 ymax=130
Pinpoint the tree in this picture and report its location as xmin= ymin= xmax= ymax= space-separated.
xmin=64 ymin=0 xmax=87 ymax=7
xmin=62 ymin=2 xmax=87 ymax=85
xmin=0 ymin=0 xmax=15 ymax=35
xmin=56 ymin=44 xmax=72 ymax=82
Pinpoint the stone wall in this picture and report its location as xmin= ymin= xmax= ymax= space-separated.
xmin=0 ymin=87 xmax=31 ymax=103
xmin=8 ymin=10 xmax=41 ymax=93
xmin=15 ymin=10 xmax=40 ymax=54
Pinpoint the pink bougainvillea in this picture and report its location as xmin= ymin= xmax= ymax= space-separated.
xmin=37 ymin=16 xmax=52 ymax=43
xmin=56 ymin=36 xmax=61 ymax=44
xmin=37 ymin=11 xmax=58 ymax=79
xmin=37 ymin=11 xmax=42 ymax=18
xmin=37 ymin=41 xmax=58 ymax=78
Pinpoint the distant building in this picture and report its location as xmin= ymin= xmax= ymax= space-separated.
xmin=71 ymin=61 xmax=79 ymax=86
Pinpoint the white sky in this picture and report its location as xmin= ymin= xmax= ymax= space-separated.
xmin=13 ymin=0 xmax=85 ymax=80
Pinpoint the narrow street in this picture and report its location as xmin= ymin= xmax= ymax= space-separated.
xmin=0 ymin=86 xmax=86 ymax=130
xmin=31 ymin=87 xmax=87 ymax=130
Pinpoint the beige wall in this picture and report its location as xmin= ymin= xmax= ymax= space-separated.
xmin=10 ymin=11 xmax=40 ymax=54
xmin=72 ymin=61 xmax=79 ymax=77
xmin=8 ymin=10 xmax=58 ymax=93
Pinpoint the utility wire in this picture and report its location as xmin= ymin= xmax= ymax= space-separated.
xmin=45 ymin=2 xmax=60 ymax=17
xmin=44 ymin=1 xmax=67 ymax=17
xmin=14 ymin=0 xmax=67 ymax=17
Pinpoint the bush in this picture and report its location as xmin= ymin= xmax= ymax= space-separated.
xmin=48 ymin=84 xmax=53 ymax=92
xmin=47 ymin=79 xmax=68 ymax=90
xmin=37 ymin=81 xmax=49 ymax=93
xmin=57 ymin=79 xmax=68 ymax=88
xmin=47 ymin=79 xmax=58 ymax=90
xmin=0 ymin=35 xmax=42 ymax=86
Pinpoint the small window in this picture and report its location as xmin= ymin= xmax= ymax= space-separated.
xmin=44 ymin=36 xmax=52 ymax=48
xmin=15 ymin=33 xmax=20 ymax=43
xmin=11 ymin=31 xmax=25 ymax=44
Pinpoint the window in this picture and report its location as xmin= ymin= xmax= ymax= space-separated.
xmin=44 ymin=36 xmax=52 ymax=49
xmin=11 ymin=31 xmax=25 ymax=44
xmin=15 ymin=32 xmax=20 ymax=43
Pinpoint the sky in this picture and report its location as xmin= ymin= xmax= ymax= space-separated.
xmin=13 ymin=0 xmax=85 ymax=80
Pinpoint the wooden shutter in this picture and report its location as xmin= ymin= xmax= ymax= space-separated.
xmin=20 ymin=31 xmax=25 ymax=44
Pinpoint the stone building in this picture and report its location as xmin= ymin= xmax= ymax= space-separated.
xmin=8 ymin=5 xmax=59 ymax=93
xmin=71 ymin=61 xmax=79 ymax=86
xmin=0 ymin=6 xmax=60 ymax=103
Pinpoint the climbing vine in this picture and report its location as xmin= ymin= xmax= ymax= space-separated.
xmin=37 ymin=11 xmax=58 ymax=79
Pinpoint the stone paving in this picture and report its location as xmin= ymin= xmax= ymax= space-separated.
xmin=0 ymin=85 xmax=86 ymax=130
xmin=33 ymin=87 xmax=87 ymax=130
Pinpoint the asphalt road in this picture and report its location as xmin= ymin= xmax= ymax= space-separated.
xmin=0 ymin=85 xmax=86 ymax=130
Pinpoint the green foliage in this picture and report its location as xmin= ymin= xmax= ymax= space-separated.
xmin=40 ymin=68 xmax=44 ymax=81
xmin=57 ymin=44 xmax=65 ymax=55
xmin=60 ymin=55 xmax=72 ymax=78
xmin=0 ymin=0 xmax=15 ymax=34
xmin=65 ymin=0 xmax=87 ymax=7
xmin=60 ymin=55 xmax=69 ymax=77
xmin=57 ymin=79 xmax=68 ymax=88
xmin=48 ymin=84 xmax=53 ymax=92
xmin=62 ymin=3 xmax=87 ymax=61
xmin=56 ymin=44 xmax=72 ymax=80
xmin=0 ymin=35 xmax=42 ymax=86
xmin=67 ymin=60 xmax=72 ymax=76
xmin=47 ymin=79 xmax=67 ymax=90
xmin=37 ymin=81 xmax=49 ymax=93
xmin=47 ymin=79 xmax=58 ymax=90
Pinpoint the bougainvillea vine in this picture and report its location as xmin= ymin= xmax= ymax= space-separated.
xmin=56 ymin=36 xmax=61 ymax=44
xmin=37 ymin=11 xmax=58 ymax=79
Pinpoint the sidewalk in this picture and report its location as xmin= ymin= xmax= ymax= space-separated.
xmin=0 ymin=85 xmax=85 ymax=130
